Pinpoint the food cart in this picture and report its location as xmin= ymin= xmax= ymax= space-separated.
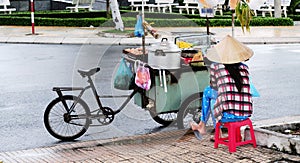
xmin=122 ymin=34 xmax=212 ymax=129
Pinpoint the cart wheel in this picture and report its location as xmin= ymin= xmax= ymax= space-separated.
xmin=177 ymin=93 xmax=203 ymax=129
xmin=149 ymin=111 xmax=177 ymax=126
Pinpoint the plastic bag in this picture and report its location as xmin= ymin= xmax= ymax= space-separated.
xmin=250 ymin=82 xmax=260 ymax=97
xmin=220 ymin=112 xmax=248 ymax=123
xmin=249 ymin=77 xmax=260 ymax=97
xmin=190 ymin=51 xmax=205 ymax=67
xmin=134 ymin=15 xmax=144 ymax=37
xmin=135 ymin=64 xmax=151 ymax=90
xmin=114 ymin=58 xmax=134 ymax=90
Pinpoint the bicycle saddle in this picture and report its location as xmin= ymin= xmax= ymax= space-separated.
xmin=78 ymin=67 xmax=100 ymax=77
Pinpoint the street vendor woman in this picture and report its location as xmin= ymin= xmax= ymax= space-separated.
xmin=190 ymin=35 xmax=254 ymax=139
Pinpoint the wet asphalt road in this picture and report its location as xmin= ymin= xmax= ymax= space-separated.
xmin=246 ymin=44 xmax=300 ymax=120
xmin=0 ymin=43 xmax=299 ymax=152
xmin=0 ymin=43 xmax=169 ymax=152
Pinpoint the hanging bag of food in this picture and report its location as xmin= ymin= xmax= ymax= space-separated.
xmin=134 ymin=15 xmax=144 ymax=37
xmin=235 ymin=0 xmax=254 ymax=33
xmin=114 ymin=58 xmax=135 ymax=90
xmin=135 ymin=63 xmax=151 ymax=91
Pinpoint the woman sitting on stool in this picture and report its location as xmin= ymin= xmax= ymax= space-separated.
xmin=191 ymin=35 xmax=254 ymax=140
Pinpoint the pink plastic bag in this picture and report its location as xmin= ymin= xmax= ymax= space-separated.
xmin=135 ymin=64 xmax=151 ymax=91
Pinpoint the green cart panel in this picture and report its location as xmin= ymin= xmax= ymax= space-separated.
xmin=134 ymin=69 xmax=209 ymax=113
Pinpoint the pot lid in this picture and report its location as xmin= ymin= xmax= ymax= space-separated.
xmin=149 ymin=38 xmax=181 ymax=53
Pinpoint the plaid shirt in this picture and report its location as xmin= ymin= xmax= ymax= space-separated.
xmin=210 ymin=63 xmax=253 ymax=120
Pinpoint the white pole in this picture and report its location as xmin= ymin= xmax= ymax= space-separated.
xmin=142 ymin=0 xmax=145 ymax=56
xmin=30 ymin=0 xmax=35 ymax=34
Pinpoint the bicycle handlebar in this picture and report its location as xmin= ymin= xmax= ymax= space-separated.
xmin=78 ymin=67 xmax=100 ymax=78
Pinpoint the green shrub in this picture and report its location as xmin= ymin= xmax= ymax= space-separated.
xmin=209 ymin=19 xmax=233 ymax=27
xmin=0 ymin=17 xmax=31 ymax=26
xmin=34 ymin=17 xmax=108 ymax=27
xmin=249 ymin=17 xmax=294 ymax=26
xmin=0 ymin=16 xmax=108 ymax=27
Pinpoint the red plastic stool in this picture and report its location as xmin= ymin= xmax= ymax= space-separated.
xmin=214 ymin=118 xmax=257 ymax=153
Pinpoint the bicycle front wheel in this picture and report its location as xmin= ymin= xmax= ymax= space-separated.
xmin=44 ymin=95 xmax=90 ymax=141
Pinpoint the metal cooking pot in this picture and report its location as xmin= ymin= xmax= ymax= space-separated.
xmin=148 ymin=38 xmax=181 ymax=69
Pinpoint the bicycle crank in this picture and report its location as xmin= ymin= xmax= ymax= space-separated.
xmin=96 ymin=107 xmax=114 ymax=125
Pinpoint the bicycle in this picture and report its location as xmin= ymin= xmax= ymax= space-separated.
xmin=43 ymin=67 xmax=142 ymax=141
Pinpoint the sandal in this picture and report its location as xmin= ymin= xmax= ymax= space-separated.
xmin=193 ymin=130 xmax=203 ymax=140
xmin=190 ymin=121 xmax=203 ymax=140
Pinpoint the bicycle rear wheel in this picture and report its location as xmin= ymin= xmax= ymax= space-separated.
xmin=44 ymin=95 xmax=90 ymax=141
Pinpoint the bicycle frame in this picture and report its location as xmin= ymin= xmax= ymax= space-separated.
xmin=53 ymin=73 xmax=142 ymax=116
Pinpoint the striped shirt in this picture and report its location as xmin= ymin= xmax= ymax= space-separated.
xmin=210 ymin=63 xmax=253 ymax=120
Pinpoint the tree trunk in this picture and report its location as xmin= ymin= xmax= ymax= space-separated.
xmin=274 ymin=0 xmax=281 ymax=18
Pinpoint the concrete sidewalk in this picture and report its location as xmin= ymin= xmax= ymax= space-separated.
xmin=0 ymin=126 xmax=300 ymax=162
xmin=0 ymin=25 xmax=300 ymax=45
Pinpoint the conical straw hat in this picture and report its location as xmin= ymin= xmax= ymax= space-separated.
xmin=206 ymin=35 xmax=254 ymax=64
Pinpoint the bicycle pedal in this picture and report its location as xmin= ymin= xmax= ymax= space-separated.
xmin=146 ymin=100 xmax=154 ymax=109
